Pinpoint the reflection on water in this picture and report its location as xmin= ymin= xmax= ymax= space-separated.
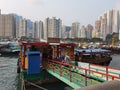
xmin=0 ymin=54 xmax=120 ymax=90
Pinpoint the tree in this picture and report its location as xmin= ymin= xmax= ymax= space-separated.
xmin=105 ymin=34 xmax=112 ymax=44
xmin=91 ymin=38 xmax=103 ymax=42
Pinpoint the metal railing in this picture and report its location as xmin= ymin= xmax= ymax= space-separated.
xmin=47 ymin=60 xmax=120 ymax=88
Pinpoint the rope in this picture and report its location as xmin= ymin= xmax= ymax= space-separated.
xmin=25 ymin=80 xmax=48 ymax=90
xmin=20 ymin=63 xmax=26 ymax=90
xmin=22 ymin=78 xmax=26 ymax=90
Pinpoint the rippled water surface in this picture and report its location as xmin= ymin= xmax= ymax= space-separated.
xmin=109 ymin=54 xmax=120 ymax=68
xmin=0 ymin=55 xmax=18 ymax=90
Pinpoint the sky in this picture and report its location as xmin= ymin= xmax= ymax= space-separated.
xmin=0 ymin=0 xmax=119 ymax=25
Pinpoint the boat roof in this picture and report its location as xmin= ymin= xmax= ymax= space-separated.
xmin=19 ymin=41 xmax=76 ymax=47
xmin=19 ymin=41 xmax=49 ymax=46
xmin=75 ymin=48 xmax=111 ymax=53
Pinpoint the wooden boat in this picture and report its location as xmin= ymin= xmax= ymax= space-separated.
xmin=17 ymin=39 xmax=76 ymax=89
xmin=17 ymin=38 xmax=115 ymax=89
xmin=0 ymin=41 xmax=20 ymax=53
xmin=75 ymin=48 xmax=112 ymax=66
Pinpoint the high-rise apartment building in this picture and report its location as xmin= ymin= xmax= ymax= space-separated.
xmin=92 ymin=29 xmax=99 ymax=38
xmin=112 ymin=10 xmax=119 ymax=33
xmin=106 ymin=9 xmax=119 ymax=34
xmin=44 ymin=18 xmax=48 ymax=40
xmin=10 ymin=14 xmax=23 ymax=38
xmin=96 ymin=9 xmax=120 ymax=40
xmin=39 ymin=21 xmax=44 ymax=39
xmin=71 ymin=22 xmax=80 ymax=38
xmin=61 ymin=25 xmax=71 ymax=38
xmin=95 ymin=20 xmax=101 ymax=31
xmin=26 ymin=20 xmax=34 ymax=38
xmin=107 ymin=10 xmax=113 ymax=34
xmin=101 ymin=13 xmax=107 ymax=40
xmin=80 ymin=25 xmax=86 ymax=38
xmin=0 ymin=14 xmax=15 ymax=38
xmin=44 ymin=17 xmax=62 ymax=40
xmin=18 ymin=18 xmax=27 ymax=38
xmin=86 ymin=24 xmax=93 ymax=39
xmin=61 ymin=25 xmax=66 ymax=38
xmin=95 ymin=20 xmax=101 ymax=38
xmin=66 ymin=26 xmax=71 ymax=38
xmin=34 ymin=21 xmax=44 ymax=39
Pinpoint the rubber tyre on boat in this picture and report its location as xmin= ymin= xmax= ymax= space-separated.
xmin=17 ymin=66 xmax=20 ymax=73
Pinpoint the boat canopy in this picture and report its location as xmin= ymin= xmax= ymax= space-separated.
xmin=75 ymin=48 xmax=111 ymax=53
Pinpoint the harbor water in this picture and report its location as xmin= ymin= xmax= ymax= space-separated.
xmin=109 ymin=54 xmax=120 ymax=68
xmin=0 ymin=54 xmax=120 ymax=90
xmin=0 ymin=55 xmax=18 ymax=90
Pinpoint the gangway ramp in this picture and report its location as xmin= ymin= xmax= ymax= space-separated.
xmin=47 ymin=60 xmax=120 ymax=89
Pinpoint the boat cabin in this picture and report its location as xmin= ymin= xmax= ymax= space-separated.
xmin=75 ymin=48 xmax=112 ymax=66
xmin=19 ymin=39 xmax=75 ymax=70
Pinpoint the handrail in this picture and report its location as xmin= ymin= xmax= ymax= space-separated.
xmin=48 ymin=60 xmax=120 ymax=82
xmin=90 ymin=63 xmax=120 ymax=70
xmin=48 ymin=60 xmax=98 ymax=87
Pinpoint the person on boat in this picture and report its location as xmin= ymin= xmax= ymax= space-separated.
xmin=64 ymin=53 xmax=70 ymax=64
xmin=59 ymin=55 xmax=65 ymax=62
xmin=75 ymin=52 xmax=79 ymax=66
xmin=75 ymin=52 xmax=79 ymax=61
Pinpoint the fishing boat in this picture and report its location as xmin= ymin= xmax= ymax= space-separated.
xmin=75 ymin=48 xmax=112 ymax=66
xmin=0 ymin=41 xmax=20 ymax=54
xmin=17 ymin=38 xmax=115 ymax=89
xmin=17 ymin=39 xmax=76 ymax=89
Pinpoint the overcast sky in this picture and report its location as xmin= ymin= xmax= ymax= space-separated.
xmin=0 ymin=0 xmax=119 ymax=25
